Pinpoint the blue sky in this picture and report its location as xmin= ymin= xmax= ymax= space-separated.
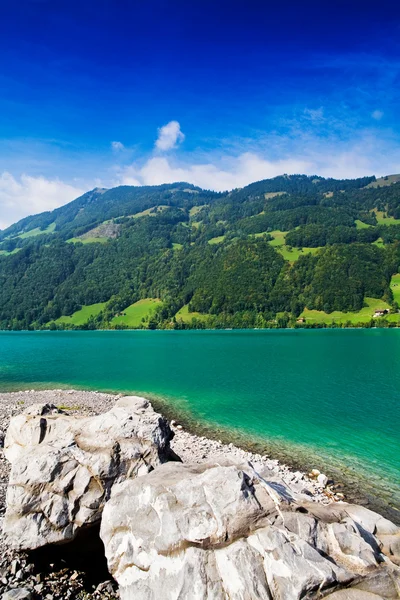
xmin=1 ymin=0 xmax=400 ymax=227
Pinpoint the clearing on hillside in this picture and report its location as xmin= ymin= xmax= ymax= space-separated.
xmin=111 ymin=298 xmax=162 ymax=327
xmin=175 ymin=304 xmax=208 ymax=323
xmin=372 ymin=209 xmax=400 ymax=226
xmin=132 ymin=205 xmax=169 ymax=218
xmin=391 ymin=273 xmax=400 ymax=305
xmin=66 ymin=237 xmax=109 ymax=244
xmin=355 ymin=219 xmax=371 ymax=229
xmin=367 ymin=174 xmax=400 ymax=188
xmin=267 ymin=230 xmax=321 ymax=261
xmin=208 ymin=236 xmax=225 ymax=245
xmin=16 ymin=223 xmax=56 ymax=239
xmin=189 ymin=205 xmax=206 ymax=217
xmin=55 ymin=302 xmax=107 ymax=326
xmin=300 ymin=298 xmax=399 ymax=325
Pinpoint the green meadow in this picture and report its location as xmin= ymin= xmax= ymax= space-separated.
xmin=67 ymin=237 xmax=109 ymax=244
xmin=132 ymin=205 xmax=168 ymax=218
xmin=355 ymin=219 xmax=371 ymax=229
xmin=373 ymin=210 xmax=400 ymax=226
xmin=0 ymin=248 xmax=21 ymax=256
xmin=300 ymin=297 xmax=399 ymax=325
xmin=189 ymin=205 xmax=206 ymax=217
xmin=17 ymin=223 xmax=56 ymax=239
xmin=391 ymin=273 xmax=400 ymax=305
xmin=267 ymin=230 xmax=321 ymax=261
xmin=175 ymin=304 xmax=208 ymax=323
xmin=111 ymin=298 xmax=162 ymax=327
xmin=55 ymin=302 xmax=107 ymax=326
xmin=208 ymin=235 xmax=225 ymax=244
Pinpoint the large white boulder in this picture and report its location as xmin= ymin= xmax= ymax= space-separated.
xmin=100 ymin=461 xmax=400 ymax=600
xmin=3 ymin=396 xmax=175 ymax=550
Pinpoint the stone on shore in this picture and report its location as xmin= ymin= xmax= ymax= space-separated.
xmin=3 ymin=396 xmax=175 ymax=550
xmin=100 ymin=460 xmax=400 ymax=600
xmin=2 ymin=590 xmax=33 ymax=600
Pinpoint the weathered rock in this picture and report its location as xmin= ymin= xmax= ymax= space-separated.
xmin=317 ymin=473 xmax=329 ymax=487
xmin=2 ymin=590 xmax=33 ymax=600
xmin=100 ymin=461 xmax=400 ymax=600
xmin=324 ymin=591 xmax=385 ymax=599
xmin=3 ymin=396 xmax=175 ymax=550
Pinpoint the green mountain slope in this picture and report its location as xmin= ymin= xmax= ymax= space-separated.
xmin=1 ymin=175 xmax=400 ymax=330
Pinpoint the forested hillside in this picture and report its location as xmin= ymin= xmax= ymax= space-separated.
xmin=1 ymin=174 xmax=400 ymax=330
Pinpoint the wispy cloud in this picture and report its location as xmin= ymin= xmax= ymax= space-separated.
xmin=371 ymin=110 xmax=384 ymax=121
xmin=155 ymin=121 xmax=185 ymax=151
xmin=111 ymin=141 xmax=125 ymax=151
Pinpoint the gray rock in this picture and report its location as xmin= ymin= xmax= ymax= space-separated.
xmin=101 ymin=461 xmax=400 ymax=600
xmin=324 ymin=591 xmax=385 ymax=599
xmin=2 ymin=590 xmax=33 ymax=600
xmin=3 ymin=396 xmax=175 ymax=550
xmin=317 ymin=473 xmax=329 ymax=487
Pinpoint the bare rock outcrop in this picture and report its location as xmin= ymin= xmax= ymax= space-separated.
xmin=3 ymin=396 xmax=174 ymax=550
xmin=100 ymin=461 xmax=400 ymax=600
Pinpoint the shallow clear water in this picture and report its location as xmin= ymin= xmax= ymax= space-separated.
xmin=0 ymin=330 xmax=399 ymax=518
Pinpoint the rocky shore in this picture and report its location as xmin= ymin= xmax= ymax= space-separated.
xmin=0 ymin=390 xmax=399 ymax=599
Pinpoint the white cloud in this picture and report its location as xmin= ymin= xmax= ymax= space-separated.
xmin=3 ymin=125 xmax=400 ymax=230
xmin=0 ymin=173 xmax=85 ymax=229
xmin=117 ymin=130 xmax=400 ymax=191
xmin=371 ymin=110 xmax=384 ymax=121
xmin=155 ymin=121 xmax=185 ymax=151
xmin=111 ymin=141 xmax=125 ymax=151
xmin=119 ymin=153 xmax=313 ymax=191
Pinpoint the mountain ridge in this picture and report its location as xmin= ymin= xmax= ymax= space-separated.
xmin=1 ymin=173 xmax=400 ymax=330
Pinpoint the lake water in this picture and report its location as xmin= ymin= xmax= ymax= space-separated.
xmin=0 ymin=330 xmax=399 ymax=521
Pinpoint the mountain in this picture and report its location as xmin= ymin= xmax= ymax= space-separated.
xmin=1 ymin=174 xmax=400 ymax=330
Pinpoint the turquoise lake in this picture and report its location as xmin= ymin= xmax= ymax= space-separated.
xmin=0 ymin=329 xmax=399 ymax=520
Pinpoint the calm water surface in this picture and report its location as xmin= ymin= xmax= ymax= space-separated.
xmin=0 ymin=330 xmax=399 ymax=517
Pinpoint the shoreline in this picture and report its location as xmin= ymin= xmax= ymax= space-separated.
xmin=1 ymin=389 xmax=399 ymax=526
xmin=1 ymin=324 xmax=400 ymax=332
xmin=149 ymin=394 xmax=400 ymax=525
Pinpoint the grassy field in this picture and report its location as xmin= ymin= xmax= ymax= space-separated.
xmin=391 ymin=273 xmax=400 ymax=305
xmin=355 ymin=219 xmax=371 ymax=229
xmin=111 ymin=298 xmax=162 ymax=327
xmin=55 ymin=302 xmax=107 ymax=326
xmin=373 ymin=238 xmax=385 ymax=248
xmin=67 ymin=237 xmax=109 ymax=244
xmin=280 ymin=246 xmax=321 ymax=261
xmin=373 ymin=210 xmax=400 ymax=226
xmin=268 ymin=230 xmax=286 ymax=246
xmin=0 ymin=248 xmax=21 ymax=256
xmin=264 ymin=191 xmax=285 ymax=199
xmin=132 ymin=205 xmax=168 ymax=218
xmin=189 ymin=205 xmax=206 ymax=217
xmin=172 ymin=242 xmax=183 ymax=250
xmin=300 ymin=297 xmax=399 ymax=325
xmin=267 ymin=230 xmax=321 ymax=261
xmin=175 ymin=304 xmax=208 ymax=323
xmin=208 ymin=235 xmax=225 ymax=245
xmin=16 ymin=223 xmax=56 ymax=239
xmin=367 ymin=174 xmax=400 ymax=188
